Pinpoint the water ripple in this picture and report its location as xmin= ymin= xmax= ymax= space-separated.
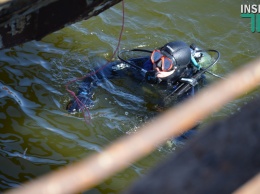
xmin=0 ymin=0 xmax=260 ymax=192
xmin=0 ymin=149 xmax=66 ymax=165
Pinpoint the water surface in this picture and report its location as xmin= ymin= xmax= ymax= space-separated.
xmin=0 ymin=0 xmax=260 ymax=193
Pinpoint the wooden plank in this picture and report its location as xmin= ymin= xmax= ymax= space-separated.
xmin=124 ymin=97 xmax=260 ymax=194
xmin=0 ymin=0 xmax=122 ymax=50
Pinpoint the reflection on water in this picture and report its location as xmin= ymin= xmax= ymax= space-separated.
xmin=0 ymin=0 xmax=260 ymax=193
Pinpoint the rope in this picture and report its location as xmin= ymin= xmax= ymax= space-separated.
xmin=65 ymin=0 xmax=125 ymax=123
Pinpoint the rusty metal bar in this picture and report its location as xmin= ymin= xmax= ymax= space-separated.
xmin=233 ymin=173 xmax=260 ymax=194
xmin=4 ymin=57 xmax=260 ymax=194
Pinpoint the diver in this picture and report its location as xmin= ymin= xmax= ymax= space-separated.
xmin=66 ymin=40 xmax=211 ymax=113
xmin=66 ymin=40 xmax=220 ymax=144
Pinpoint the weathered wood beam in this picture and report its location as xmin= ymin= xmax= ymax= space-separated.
xmin=124 ymin=97 xmax=260 ymax=194
xmin=0 ymin=0 xmax=122 ymax=50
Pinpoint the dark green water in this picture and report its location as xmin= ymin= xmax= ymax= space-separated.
xmin=0 ymin=0 xmax=260 ymax=193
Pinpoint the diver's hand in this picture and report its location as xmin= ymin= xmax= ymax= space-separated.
xmin=145 ymin=71 xmax=159 ymax=84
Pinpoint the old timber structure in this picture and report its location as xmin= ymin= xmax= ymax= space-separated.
xmin=0 ymin=0 xmax=122 ymax=50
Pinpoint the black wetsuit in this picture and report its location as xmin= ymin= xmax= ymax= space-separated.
xmin=66 ymin=40 xmax=220 ymax=145
xmin=66 ymin=56 xmax=205 ymax=146
xmin=66 ymin=55 xmax=204 ymax=113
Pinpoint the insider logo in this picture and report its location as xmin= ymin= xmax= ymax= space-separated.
xmin=241 ymin=4 xmax=260 ymax=32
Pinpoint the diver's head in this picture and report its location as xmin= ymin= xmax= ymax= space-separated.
xmin=160 ymin=41 xmax=191 ymax=67
xmin=151 ymin=40 xmax=191 ymax=78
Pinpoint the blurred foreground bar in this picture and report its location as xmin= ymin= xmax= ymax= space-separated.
xmin=124 ymin=96 xmax=260 ymax=194
xmin=0 ymin=0 xmax=122 ymax=50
